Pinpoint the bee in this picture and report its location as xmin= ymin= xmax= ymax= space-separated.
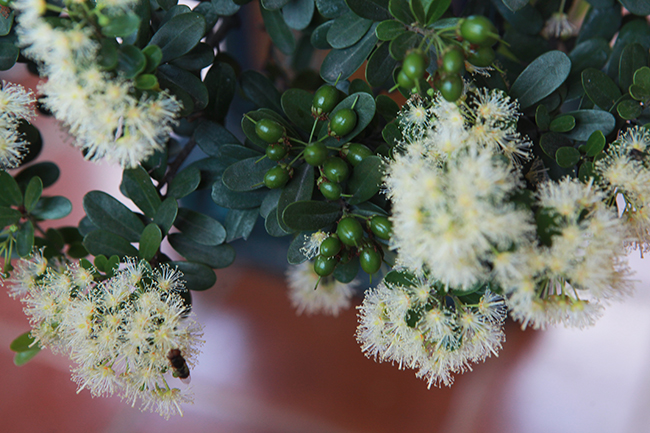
xmin=166 ymin=349 xmax=191 ymax=384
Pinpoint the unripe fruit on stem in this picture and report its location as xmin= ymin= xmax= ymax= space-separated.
xmin=342 ymin=142 xmax=373 ymax=167
xmin=313 ymin=254 xmax=338 ymax=277
xmin=402 ymin=50 xmax=427 ymax=81
xmin=460 ymin=15 xmax=498 ymax=47
xmin=442 ymin=48 xmax=465 ymax=75
xmin=329 ymin=108 xmax=357 ymax=137
xmin=303 ymin=142 xmax=328 ymax=166
xmin=255 ymin=118 xmax=284 ymax=143
xmin=397 ymin=69 xmax=414 ymax=89
xmin=319 ymin=236 xmax=342 ymax=257
xmin=264 ymin=166 xmax=290 ymax=189
xmin=266 ymin=143 xmax=287 ymax=161
xmin=467 ymin=46 xmax=495 ymax=67
xmin=369 ymin=215 xmax=392 ymax=240
xmin=337 ymin=217 xmax=364 ymax=246
xmin=439 ymin=74 xmax=464 ymax=102
xmin=312 ymin=85 xmax=339 ymax=117
xmin=322 ymin=156 xmax=349 ymax=183
xmin=319 ymin=180 xmax=342 ymax=200
xmin=359 ymin=247 xmax=382 ymax=274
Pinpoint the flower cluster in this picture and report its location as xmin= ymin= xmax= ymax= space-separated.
xmin=4 ymin=254 xmax=203 ymax=418
xmin=0 ymin=80 xmax=35 ymax=169
xmin=13 ymin=0 xmax=181 ymax=168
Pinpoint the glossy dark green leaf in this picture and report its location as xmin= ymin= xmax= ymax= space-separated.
xmin=382 ymin=122 xmax=402 ymax=147
xmin=0 ymin=41 xmax=18 ymax=71
xmin=225 ymin=208 xmax=258 ymax=241
xmin=320 ymin=23 xmax=379 ymax=83
xmin=277 ymin=163 xmax=315 ymax=232
xmin=174 ymin=208 xmax=226 ymax=246
xmin=333 ymin=256 xmax=359 ymax=283
xmin=376 ymin=95 xmax=400 ymax=122
xmin=582 ymin=68 xmax=621 ymax=110
xmin=194 ymin=120 xmax=241 ymax=157
xmin=578 ymin=160 xmax=595 ymax=181
xmin=281 ymin=88 xmax=315 ymax=133
xmin=349 ymin=79 xmax=373 ymax=95
xmin=83 ymin=191 xmax=145 ymax=242
xmin=168 ymin=261 xmax=217 ymax=290
xmin=204 ymin=62 xmax=237 ymax=123
xmin=158 ymin=0 xmax=179 ymax=10
xmin=425 ymin=0 xmax=451 ymax=26
xmin=619 ymin=0 xmax=650 ymax=15
xmin=16 ymin=221 xmax=34 ymax=257
xmin=630 ymin=84 xmax=650 ymax=101
xmin=0 ymin=206 xmax=20 ymax=228
xmin=389 ymin=30 xmax=420 ymax=60
xmin=501 ymin=0 xmax=528 ymax=11
xmin=576 ymin=4 xmax=620 ymax=45
xmin=153 ymin=198 xmax=178 ymax=236
xmin=134 ymin=74 xmax=158 ymax=90
xmin=31 ymin=196 xmax=72 ymax=220
xmin=606 ymin=19 xmax=650 ymax=80
xmin=240 ymin=70 xmax=283 ymax=113
xmin=121 ymin=166 xmax=161 ymax=218
xmin=549 ymin=115 xmax=576 ymax=133
xmin=149 ymin=12 xmax=206 ymax=63
xmin=492 ymin=0 xmax=542 ymax=35
xmin=0 ymin=171 xmax=21 ymax=207
xmin=168 ymin=167 xmax=201 ymax=199
xmin=347 ymin=0 xmax=391 ymax=21
xmin=102 ymin=12 xmax=141 ymax=37
xmin=262 ymin=0 xmax=291 ymax=9
xmin=282 ymin=200 xmax=342 ymax=231
xmin=169 ymin=42 xmax=214 ymax=71
xmin=194 ymin=1 xmax=220 ymax=29
xmin=14 ymin=347 xmax=41 ymax=366
xmin=260 ymin=6 xmax=296 ymax=55
xmin=633 ymin=66 xmax=650 ymax=90
xmin=311 ymin=21 xmax=334 ymax=50
xmin=366 ymin=41 xmax=398 ymax=87
xmin=117 ymin=44 xmax=146 ymax=79
xmin=212 ymin=0 xmax=241 ymax=15
xmin=168 ymin=233 xmax=235 ymax=268
xmin=556 ymin=147 xmax=581 ymax=168
xmin=540 ymin=132 xmax=573 ymax=158
xmin=0 ymin=9 xmax=14 ymax=37
xmin=584 ymin=130 xmax=606 ymax=157
xmin=265 ymin=207 xmax=292 ymax=236
xmin=617 ymin=100 xmax=643 ymax=120
xmin=510 ymin=51 xmax=571 ymax=109
xmin=376 ymin=20 xmax=405 ymax=41
xmin=619 ymin=43 xmax=647 ymax=93
xmin=83 ymin=230 xmax=138 ymax=257
xmin=282 ymin=0 xmax=314 ymax=30
xmin=287 ymin=233 xmax=308 ymax=264
xmin=139 ymin=223 xmax=162 ymax=261
xmin=212 ymin=177 xmax=269 ymax=209
xmin=223 ymin=157 xmax=277 ymax=192
xmin=15 ymin=162 xmax=59 ymax=190
xmin=348 ymin=156 xmax=384 ymax=205
xmin=569 ymin=38 xmax=611 ymax=79
xmin=78 ymin=216 xmax=98 ymax=238
xmin=328 ymin=11 xmax=373 ymax=49
xmin=23 ymin=177 xmax=42 ymax=213
xmin=562 ymin=110 xmax=616 ymax=141
xmin=316 ymin=0 xmax=349 ymax=18
xmin=260 ymin=188 xmax=283 ymax=219
xmin=318 ymin=92 xmax=376 ymax=143
xmin=157 ymin=64 xmax=209 ymax=111
xmin=535 ymin=105 xmax=551 ymax=130
xmin=389 ymin=0 xmax=414 ymax=24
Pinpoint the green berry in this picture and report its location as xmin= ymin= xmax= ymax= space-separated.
xmin=329 ymin=108 xmax=357 ymax=137
xmin=337 ymin=217 xmax=364 ymax=247
xmin=263 ymin=166 xmax=290 ymax=189
xmin=397 ymin=69 xmax=414 ymax=89
xmin=359 ymin=247 xmax=382 ymax=274
xmin=402 ymin=50 xmax=427 ymax=80
xmin=319 ymin=236 xmax=342 ymax=257
xmin=442 ymin=48 xmax=465 ymax=75
xmin=312 ymin=85 xmax=339 ymax=116
xmin=342 ymin=142 xmax=373 ymax=167
xmin=303 ymin=142 xmax=328 ymax=166
xmin=266 ymin=143 xmax=287 ymax=161
xmin=460 ymin=15 xmax=498 ymax=47
xmin=369 ymin=215 xmax=392 ymax=240
xmin=467 ymin=46 xmax=495 ymax=67
xmin=322 ymin=157 xmax=349 ymax=183
xmin=439 ymin=74 xmax=464 ymax=102
xmin=319 ymin=180 xmax=342 ymax=200
xmin=255 ymin=118 xmax=284 ymax=143
xmin=313 ymin=254 xmax=338 ymax=277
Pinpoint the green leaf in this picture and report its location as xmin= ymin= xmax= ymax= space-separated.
xmin=569 ymin=38 xmax=611 ymax=79
xmin=327 ymin=11 xmax=373 ymax=50
xmin=260 ymin=187 xmax=283 ymax=219
xmin=265 ymin=207 xmax=291 ymax=236
xmin=510 ymin=51 xmax=571 ymax=109
xmin=389 ymin=0 xmax=414 ymax=24
xmin=212 ymin=176 xmax=269 ymax=209
xmin=540 ymin=132 xmax=573 ymax=158
xmin=316 ymin=0 xmax=349 ymax=18
xmin=117 ymin=44 xmax=146 ymax=80
xmin=576 ymin=4 xmax=621 ymax=45
xmin=168 ymin=261 xmax=217 ymax=291
xmin=148 ymin=12 xmax=206 ymax=63
xmin=0 ymin=171 xmax=21 ymax=207
xmin=318 ymin=92 xmax=376 ymax=143
xmin=31 ymin=196 xmax=72 ymax=220
xmin=320 ymin=22 xmax=379 ymax=83
xmin=376 ymin=94 xmax=400 ymax=122
xmin=619 ymin=43 xmax=648 ymax=93
xmin=352 ymin=201 xmax=388 ymax=217
xmin=121 ymin=166 xmax=161 ymax=218
xmin=134 ymin=74 xmax=158 ymax=90
xmin=0 ymin=206 xmax=20 ymax=228
xmin=153 ymin=197 xmax=178 ymax=234
xmin=67 ymin=242 xmax=89 ymax=259
xmin=277 ymin=163 xmax=315 ymax=232
xmin=83 ymin=191 xmax=145 ymax=242
xmin=157 ymin=64 xmax=209 ymax=111
xmin=16 ymin=221 xmax=34 ymax=257
xmin=262 ymin=0 xmax=291 ymax=10
xmin=501 ymin=0 xmax=529 ymax=11
xmin=617 ymin=100 xmax=643 ymax=120
xmin=346 ymin=0 xmax=391 ymax=21
xmin=168 ymin=233 xmax=235 ymax=268
xmin=0 ymin=41 xmax=18 ymax=70
xmin=606 ymin=19 xmax=650 ymax=80
xmin=311 ymin=21 xmax=334 ymax=50
xmin=348 ymin=156 xmax=384 ymax=205
xmin=169 ymin=42 xmax=214 ymax=71
xmin=83 ymin=230 xmax=138 ymax=257
xmin=376 ymin=20 xmax=406 ymax=41
xmin=366 ymin=41 xmax=398 ymax=87
xmin=549 ymin=115 xmax=576 ymax=133
xmin=584 ymin=130 xmax=606 ymax=157
xmin=225 ymin=208 xmax=258 ymax=241
xmin=349 ymin=79 xmax=373 ymax=95
xmin=492 ymin=0 xmax=543 ymax=35
xmin=23 ymin=177 xmax=42 ymax=213
xmin=194 ymin=120 xmax=240 ymax=157
xmin=382 ymin=122 xmax=402 ymax=147
xmin=535 ymin=105 xmax=551 ymax=130
xmin=287 ymin=233 xmax=308 ymax=264
xmin=619 ymin=0 xmax=650 ymax=15
xmin=633 ymin=66 xmax=650 ymax=90
xmin=15 ymin=162 xmax=59 ymax=190
xmin=425 ymin=0 xmax=451 ymax=26
xmin=240 ymin=70 xmax=283 ymax=114
xmin=10 ymin=331 xmax=37 ymax=352
xmin=282 ymin=200 xmax=341 ymax=231
xmin=282 ymin=0 xmax=314 ymax=31
xmin=204 ymin=61 xmax=237 ymax=123
xmin=578 ymin=160 xmax=595 ymax=181
xmin=223 ymin=157 xmax=277 ymax=192
xmin=168 ymin=167 xmax=200 ymax=199
xmin=158 ymin=0 xmax=179 ymax=10
xmin=581 ymin=68 xmax=621 ymax=110
xmin=0 ymin=8 xmax=14 ymax=37
xmin=630 ymin=84 xmax=650 ymax=101
xmin=174 ymin=208 xmax=226 ymax=246
xmin=333 ymin=256 xmax=359 ymax=283
xmin=102 ymin=12 xmax=141 ymax=37
xmin=281 ymin=88 xmax=315 ymax=133
xmin=14 ymin=347 xmax=41 ymax=366
xmin=389 ymin=30 xmax=420 ymax=60
xmin=260 ymin=6 xmax=296 ymax=55
xmin=556 ymin=147 xmax=581 ymax=168
xmin=212 ymin=0 xmax=240 ymax=15
xmin=194 ymin=2 xmax=220 ymax=32
xmin=562 ymin=110 xmax=616 ymax=141
xmin=139 ymin=223 xmax=162 ymax=261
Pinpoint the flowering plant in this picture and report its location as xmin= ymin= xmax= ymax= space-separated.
xmin=1 ymin=0 xmax=650 ymax=418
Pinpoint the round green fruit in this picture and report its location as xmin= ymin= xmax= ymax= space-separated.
xmin=397 ymin=68 xmax=414 ymax=89
xmin=439 ymin=74 xmax=464 ymax=102
xmin=266 ymin=143 xmax=287 ymax=161
xmin=369 ymin=215 xmax=392 ymax=240
xmin=255 ymin=118 xmax=284 ymax=143
xmin=322 ymin=157 xmax=349 ymax=183
xmin=402 ymin=51 xmax=427 ymax=80
xmin=336 ymin=217 xmax=364 ymax=247
xmin=313 ymin=254 xmax=338 ymax=277
xmin=303 ymin=142 xmax=328 ymax=166
xmin=342 ymin=142 xmax=373 ymax=167
xmin=263 ymin=166 xmax=290 ymax=189
xmin=319 ymin=180 xmax=342 ymax=200
xmin=319 ymin=236 xmax=342 ymax=257
xmin=467 ymin=46 xmax=495 ymax=67
xmin=460 ymin=15 xmax=498 ymax=47
xmin=312 ymin=85 xmax=339 ymax=116
xmin=359 ymin=247 xmax=382 ymax=274
xmin=329 ymin=108 xmax=357 ymax=137
xmin=442 ymin=48 xmax=465 ymax=75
